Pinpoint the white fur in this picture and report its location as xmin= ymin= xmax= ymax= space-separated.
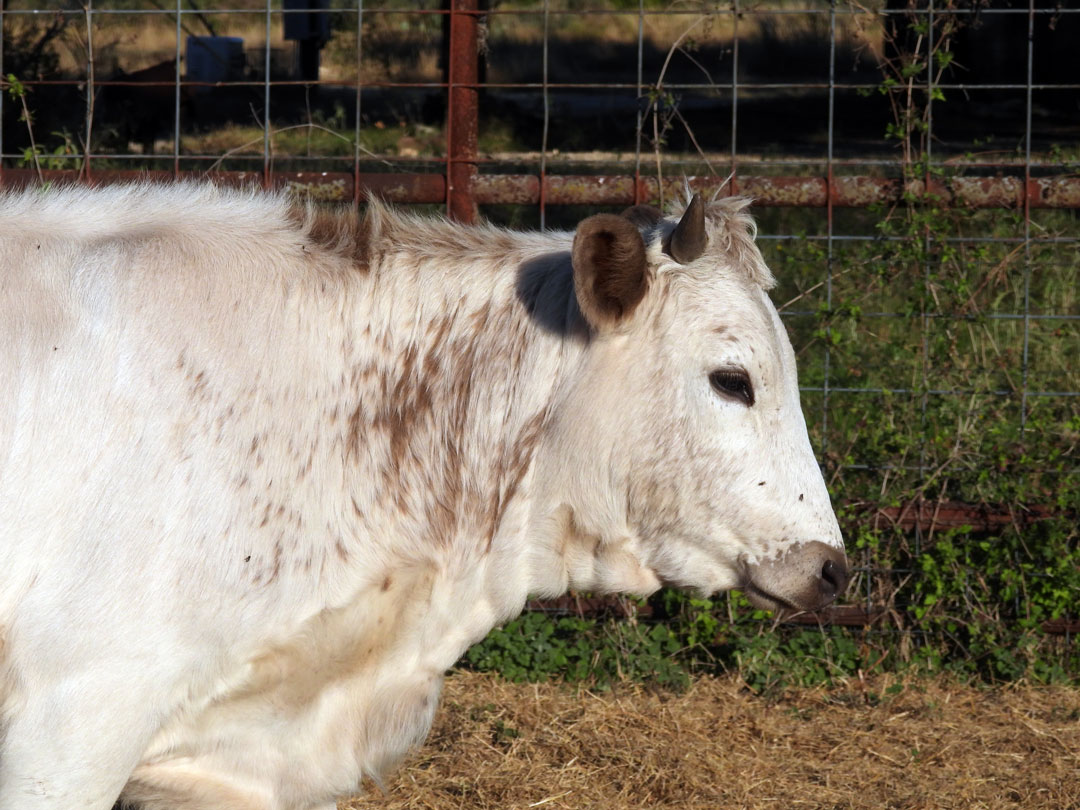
xmin=0 ymin=183 xmax=843 ymax=810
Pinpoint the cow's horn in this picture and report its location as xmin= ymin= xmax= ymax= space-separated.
xmin=668 ymin=193 xmax=705 ymax=264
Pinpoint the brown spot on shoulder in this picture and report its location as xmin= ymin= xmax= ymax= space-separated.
xmin=469 ymin=301 xmax=493 ymax=332
xmin=307 ymin=210 xmax=346 ymax=249
xmin=188 ymin=369 xmax=210 ymax=401
xmin=345 ymin=403 xmax=364 ymax=462
xmin=288 ymin=203 xmax=372 ymax=273
xmin=298 ymin=450 xmax=314 ymax=480
xmin=483 ymin=409 xmax=547 ymax=552
xmin=422 ymin=345 xmax=443 ymax=379
xmin=381 ymin=575 xmax=392 ymax=592
xmin=267 ymin=542 xmax=283 ymax=584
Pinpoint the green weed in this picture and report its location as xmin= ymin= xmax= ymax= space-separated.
xmin=464 ymin=2 xmax=1078 ymax=690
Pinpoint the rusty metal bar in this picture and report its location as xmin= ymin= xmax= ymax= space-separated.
xmin=866 ymin=501 xmax=1061 ymax=533
xmin=526 ymin=595 xmax=646 ymax=620
xmin=1042 ymin=618 xmax=1080 ymax=636
xmin=446 ymin=0 xmax=479 ymax=223
xmin=20 ymin=78 xmax=1080 ymax=93
xmin=5 ymin=5 xmax=1080 ymax=15
xmin=524 ymin=598 xmax=1076 ymax=635
xmin=269 ymin=171 xmax=446 ymax=204
xmin=470 ymin=174 xmax=1080 ymax=209
xmin=0 ymin=169 xmax=446 ymax=204
xmin=3 ymin=170 xmax=1080 ymax=209
xmin=780 ymin=606 xmax=887 ymax=627
xmin=782 ymin=609 xmax=1077 ymax=636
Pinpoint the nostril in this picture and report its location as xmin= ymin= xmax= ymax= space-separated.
xmin=820 ymin=558 xmax=844 ymax=598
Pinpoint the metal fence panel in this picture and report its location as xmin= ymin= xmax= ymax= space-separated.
xmin=1 ymin=1 xmax=1076 ymax=659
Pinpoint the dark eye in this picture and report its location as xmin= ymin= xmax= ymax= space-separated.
xmin=709 ymin=369 xmax=754 ymax=406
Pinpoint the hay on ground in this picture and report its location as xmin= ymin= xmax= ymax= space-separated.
xmin=343 ymin=671 xmax=1080 ymax=810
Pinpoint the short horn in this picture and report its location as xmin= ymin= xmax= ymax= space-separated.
xmin=668 ymin=193 xmax=705 ymax=264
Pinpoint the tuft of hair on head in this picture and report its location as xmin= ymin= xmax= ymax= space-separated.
xmin=700 ymin=195 xmax=775 ymax=290
xmin=708 ymin=171 xmax=737 ymax=203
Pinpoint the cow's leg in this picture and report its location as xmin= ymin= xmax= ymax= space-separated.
xmin=0 ymin=674 xmax=159 ymax=810
xmin=120 ymin=761 xmax=277 ymax=810
xmin=124 ymin=760 xmax=343 ymax=810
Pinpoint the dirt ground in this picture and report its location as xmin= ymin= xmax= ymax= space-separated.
xmin=342 ymin=671 xmax=1080 ymax=810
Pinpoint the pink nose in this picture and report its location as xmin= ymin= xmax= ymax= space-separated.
xmin=743 ymin=541 xmax=849 ymax=612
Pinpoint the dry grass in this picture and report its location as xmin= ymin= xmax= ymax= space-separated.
xmin=343 ymin=671 xmax=1080 ymax=810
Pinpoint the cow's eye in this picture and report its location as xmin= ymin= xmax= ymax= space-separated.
xmin=709 ymin=369 xmax=754 ymax=406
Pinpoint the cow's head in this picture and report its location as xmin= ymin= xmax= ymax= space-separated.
xmin=540 ymin=194 xmax=847 ymax=614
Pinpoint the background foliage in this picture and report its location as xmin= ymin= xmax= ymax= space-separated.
xmin=464 ymin=0 xmax=1079 ymax=689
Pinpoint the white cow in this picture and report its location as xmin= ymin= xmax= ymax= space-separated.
xmin=0 ymin=183 xmax=847 ymax=810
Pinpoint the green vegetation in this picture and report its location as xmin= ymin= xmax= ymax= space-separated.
xmin=463 ymin=3 xmax=1079 ymax=690
xmin=464 ymin=188 xmax=1078 ymax=690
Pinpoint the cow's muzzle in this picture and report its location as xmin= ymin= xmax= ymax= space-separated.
xmin=742 ymin=541 xmax=849 ymax=613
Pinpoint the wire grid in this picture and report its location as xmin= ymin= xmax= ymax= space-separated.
xmin=0 ymin=1 xmax=1076 ymax=646
xmin=3 ymin=3 xmax=1080 ymax=174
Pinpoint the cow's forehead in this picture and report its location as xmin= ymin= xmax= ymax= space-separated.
xmin=660 ymin=265 xmax=780 ymax=343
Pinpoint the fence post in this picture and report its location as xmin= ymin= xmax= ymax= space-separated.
xmin=446 ymin=0 xmax=478 ymax=223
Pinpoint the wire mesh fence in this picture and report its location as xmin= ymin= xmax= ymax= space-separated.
xmin=1 ymin=0 xmax=1076 ymax=676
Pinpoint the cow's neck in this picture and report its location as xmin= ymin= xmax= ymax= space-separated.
xmin=309 ymin=219 xmax=654 ymax=668
xmin=313 ymin=225 xmax=605 ymax=666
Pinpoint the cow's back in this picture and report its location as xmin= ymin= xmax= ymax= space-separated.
xmin=0 ymin=185 xmax=329 ymax=675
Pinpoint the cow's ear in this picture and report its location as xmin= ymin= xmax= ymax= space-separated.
xmin=571 ymin=213 xmax=649 ymax=330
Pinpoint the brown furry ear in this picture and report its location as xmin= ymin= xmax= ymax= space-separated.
xmin=571 ymin=213 xmax=649 ymax=330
